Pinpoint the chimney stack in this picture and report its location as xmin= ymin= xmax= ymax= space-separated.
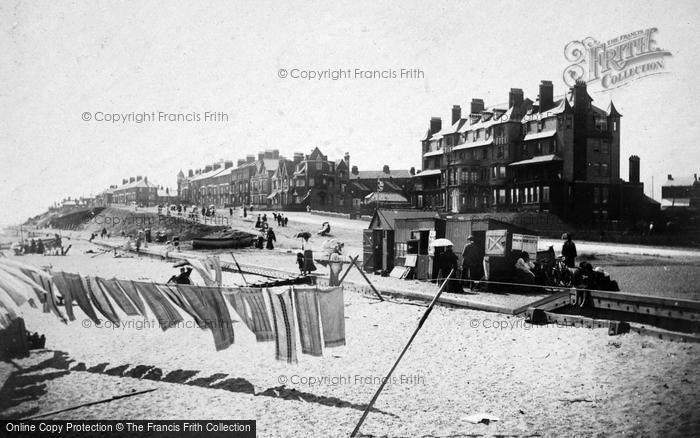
xmin=258 ymin=153 xmax=264 ymax=161
xmin=213 ymin=162 xmax=221 ymax=170
xmin=571 ymin=80 xmax=591 ymax=111
xmin=509 ymin=88 xmax=523 ymax=108
xmin=344 ymin=152 xmax=350 ymax=164
xmin=382 ymin=165 xmax=390 ymax=174
xmin=538 ymin=80 xmax=554 ymax=112
xmin=188 ymin=169 xmax=194 ymax=177
xmin=204 ymin=165 xmax=213 ymax=173
xmin=224 ymin=160 xmax=233 ymax=169
xmin=144 ymin=176 xmax=147 ymax=183
xmin=667 ymin=174 xmax=673 ymax=181
xmin=122 ymin=179 xmax=128 ymax=185
xmin=136 ymin=175 xmax=142 ymax=181
xmin=410 ymin=166 xmax=415 ymax=176
xmin=629 ymin=156 xmax=640 ymax=184
xmin=429 ymin=117 xmax=442 ymax=135
xmin=351 ymin=165 xmax=359 ymax=175
xmin=246 ymin=155 xmax=255 ymax=163
xmin=451 ymin=105 xmax=462 ymax=125
xmin=237 ymin=159 xmax=245 ymax=167
xmin=470 ymin=98 xmax=484 ymax=115
xmin=293 ymin=152 xmax=304 ymax=163
xmin=129 ymin=177 xmax=135 ymax=183
xmin=272 ymin=149 xmax=280 ymax=159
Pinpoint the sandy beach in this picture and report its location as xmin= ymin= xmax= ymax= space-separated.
xmin=1 ymin=237 xmax=699 ymax=436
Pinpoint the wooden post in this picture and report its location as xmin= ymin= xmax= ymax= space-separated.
xmin=230 ymin=252 xmax=249 ymax=286
xmin=336 ymin=255 xmax=358 ymax=287
xmin=350 ymin=269 xmax=454 ymax=437
xmin=350 ymin=257 xmax=384 ymax=301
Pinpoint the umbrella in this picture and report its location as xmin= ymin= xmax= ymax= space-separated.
xmin=430 ymin=238 xmax=454 ymax=247
xmin=172 ymin=260 xmax=191 ymax=268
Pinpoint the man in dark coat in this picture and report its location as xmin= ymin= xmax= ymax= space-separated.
xmin=562 ymin=233 xmax=577 ymax=268
xmin=437 ymin=246 xmax=462 ymax=293
xmin=461 ymin=235 xmax=484 ymax=290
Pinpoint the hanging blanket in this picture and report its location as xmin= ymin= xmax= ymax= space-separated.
xmin=178 ymin=285 xmax=235 ymax=351
xmin=293 ymin=287 xmax=323 ymax=356
xmin=318 ymin=287 xmax=345 ymax=347
xmin=134 ymin=282 xmax=184 ymax=330
xmin=81 ymin=276 xmax=120 ymax=325
xmin=238 ymin=287 xmax=274 ymax=342
xmin=188 ymin=259 xmax=217 ymax=287
xmin=267 ymin=287 xmax=297 ymax=363
xmin=96 ymin=277 xmax=140 ymax=316
xmin=114 ymin=279 xmax=147 ymax=316
xmin=62 ymin=272 xmax=100 ymax=324
xmin=161 ymin=284 xmax=206 ymax=328
xmin=51 ymin=272 xmax=76 ymax=321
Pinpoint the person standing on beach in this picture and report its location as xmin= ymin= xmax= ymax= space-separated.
xmin=562 ymin=233 xmax=577 ymax=268
xmin=266 ymin=228 xmax=276 ymax=250
xmin=461 ymin=235 xmax=483 ymax=290
xmin=229 ymin=207 xmax=233 ymax=217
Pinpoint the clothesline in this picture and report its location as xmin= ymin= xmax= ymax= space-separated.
xmin=0 ymin=258 xmax=346 ymax=364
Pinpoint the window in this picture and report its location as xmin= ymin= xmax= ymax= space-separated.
xmin=601 ymin=142 xmax=609 ymax=154
xmin=592 ymin=163 xmax=600 ymax=177
xmin=593 ymin=187 xmax=600 ymax=204
xmin=537 ymin=142 xmax=542 ymax=154
xmin=537 ymin=120 xmax=544 ymax=132
xmin=542 ymin=186 xmax=550 ymax=202
xmin=499 ymin=189 xmax=506 ymax=203
xmin=482 ymin=148 xmax=487 ymax=159
xmin=566 ymin=115 xmax=572 ymax=129
xmin=602 ymin=187 xmax=609 ymax=203
xmin=497 ymin=146 xmax=504 ymax=158
xmin=613 ymin=121 xmax=618 ymax=131
xmin=601 ymin=163 xmax=609 ymax=176
xmin=526 ymin=187 xmax=532 ymax=203
xmin=297 ymin=179 xmax=306 ymax=187
xmin=475 ymin=130 xmax=480 ymax=140
xmin=316 ymin=162 xmax=323 ymax=170
xmin=594 ymin=141 xmax=600 ymax=153
xmin=499 ymin=166 xmax=507 ymax=178
xmin=553 ymin=139 xmax=558 ymax=153
xmin=533 ymin=186 xmax=539 ymax=203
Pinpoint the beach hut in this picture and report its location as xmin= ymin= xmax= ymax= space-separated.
xmin=363 ymin=210 xmax=442 ymax=276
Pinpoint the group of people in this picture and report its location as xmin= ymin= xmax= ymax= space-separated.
xmin=12 ymin=234 xmax=63 ymax=256
xmin=435 ymin=232 xmax=589 ymax=293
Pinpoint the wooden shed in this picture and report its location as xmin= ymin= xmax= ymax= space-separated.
xmin=363 ymin=210 xmax=442 ymax=277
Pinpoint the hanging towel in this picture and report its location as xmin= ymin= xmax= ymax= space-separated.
xmin=82 ymin=276 xmax=120 ymax=325
xmin=51 ymin=272 xmax=75 ymax=321
xmin=239 ymin=287 xmax=274 ymax=342
xmin=178 ymin=285 xmax=235 ymax=351
xmin=293 ymin=287 xmax=323 ymax=356
xmin=267 ymin=287 xmax=298 ymax=363
xmin=114 ymin=279 xmax=147 ymax=316
xmin=161 ymin=284 xmax=206 ymax=328
xmin=0 ymin=268 xmax=33 ymax=307
xmin=134 ymin=281 xmax=183 ymax=330
xmin=96 ymin=277 xmax=140 ymax=316
xmin=62 ymin=273 xmax=101 ymax=324
xmin=224 ymin=288 xmax=252 ymax=329
xmin=318 ymin=287 xmax=346 ymax=347
xmin=188 ymin=259 xmax=216 ymax=286
xmin=25 ymin=269 xmax=66 ymax=323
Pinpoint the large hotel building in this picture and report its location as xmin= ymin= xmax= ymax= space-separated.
xmin=414 ymin=80 xmax=654 ymax=222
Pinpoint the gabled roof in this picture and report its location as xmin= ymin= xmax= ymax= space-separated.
xmin=307 ymin=147 xmax=326 ymax=161
xmin=369 ymin=209 xmax=440 ymax=230
xmin=190 ymin=167 xmax=228 ymax=182
xmin=663 ymin=177 xmax=699 ymax=187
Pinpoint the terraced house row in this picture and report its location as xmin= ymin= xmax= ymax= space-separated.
xmin=176 ymin=148 xmax=355 ymax=211
xmin=413 ymin=79 xmax=658 ymax=222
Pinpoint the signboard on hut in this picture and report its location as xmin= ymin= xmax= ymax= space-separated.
xmin=511 ymin=234 xmax=539 ymax=260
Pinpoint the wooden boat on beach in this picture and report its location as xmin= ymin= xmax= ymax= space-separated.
xmin=192 ymin=230 xmax=256 ymax=250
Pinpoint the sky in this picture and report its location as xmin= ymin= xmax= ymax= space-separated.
xmin=1 ymin=0 xmax=699 ymax=225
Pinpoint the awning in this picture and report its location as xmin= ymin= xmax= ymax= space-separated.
xmin=423 ymin=149 xmax=444 ymax=157
xmin=661 ymin=198 xmax=690 ymax=209
xmin=452 ymin=138 xmax=494 ymax=151
xmin=508 ymin=154 xmax=562 ymax=167
xmin=523 ymin=130 xmax=557 ymax=141
xmin=413 ymin=169 xmax=442 ymax=177
xmin=266 ymin=191 xmax=280 ymax=200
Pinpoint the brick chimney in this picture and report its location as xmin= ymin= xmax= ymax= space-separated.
xmin=122 ymin=179 xmax=128 ymax=185
xmin=344 ymin=152 xmax=350 ymax=165
xmin=136 ymin=175 xmax=142 ymax=181
xmin=246 ymin=155 xmax=255 ymax=163
xmin=382 ymin=165 xmax=390 ymax=174
xmin=293 ymin=152 xmax=304 ymax=163
xmin=410 ymin=166 xmax=415 ymax=176
xmin=509 ymin=88 xmax=523 ymax=108
xmin=188 ymin=169 xmax=194 ymax=177
xmin=539 ymin=80 xmax=554 ymax=112
xmin=470 ymin=98 xmax=484 ymax=114
xmin=212 ymin=162 xmax=221 ymax=170
xmin=571 ymin=80 xmax=592 ymax=111
xmin=667 ymin=174 xmax=673 ymax=181
xmin=429 ymin=117 xmax=442 ymax=135
xmin=629 ymin=155 xmax=640 ymax=184
xmin=237 ymin=159 xmax=245 ymax=167
xmin=204 ymin=165 xmax=213 ymax=173
xmin=224 ymin=160 xmax=233 ymax=169
xmin=272 ymin=149 xmax=280 ymax=159
xmin=451 ymin=105 xmax=462 ymax=125
xmin=351 ymin=165 xmax=359 ymax=175
xmin=257 ymin=152 xmax=264 ymax=161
